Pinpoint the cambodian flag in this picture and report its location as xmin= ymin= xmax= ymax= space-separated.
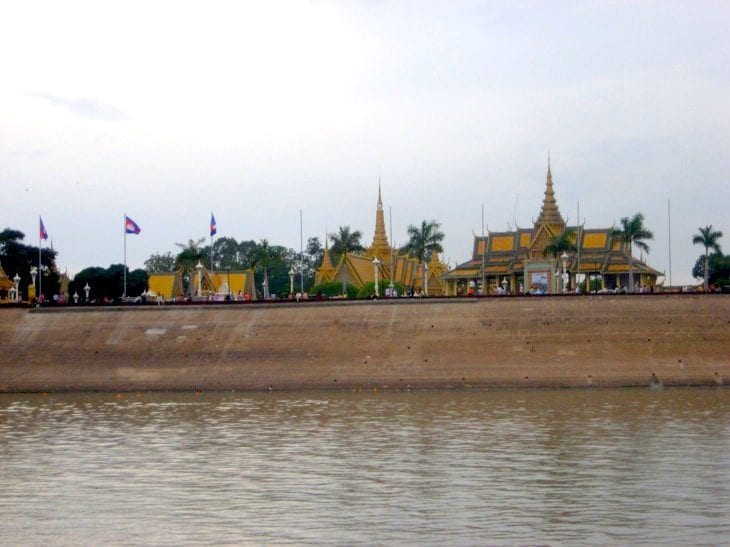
xmin=125 ymin=215 xmax=141 ymax=234
xmin=39 ymin=216 xmax=48 ymax=240
xmin=210 ymin=212 xmax=217 ymax=236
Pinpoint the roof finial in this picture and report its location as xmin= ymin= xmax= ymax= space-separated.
xmin=547 ymin=151 xmax=551 ymax=176
xmin=378 ymin=176 xmax=382 ymax=208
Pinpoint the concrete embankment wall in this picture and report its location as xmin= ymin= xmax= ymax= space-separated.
xmin=1 ymin=295 xmax=728 ymax=392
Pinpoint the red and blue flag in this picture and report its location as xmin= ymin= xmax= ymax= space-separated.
xmin=210 ymin=213 xmax=217 ymax=236
xmin=125 ymin=215 xmax=141 ymax=234
xmin=39 ymin=216 xmax=48 ymax=240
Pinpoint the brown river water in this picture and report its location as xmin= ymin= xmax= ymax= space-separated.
xmin=1 ymin=388 xmax=728 ymax=545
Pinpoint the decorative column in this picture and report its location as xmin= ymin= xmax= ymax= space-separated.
xmin=372 ymin=257 xmax=381 ymax=297
xmin=195 ymin=261 xmax=204 ymax=298
xmin=289 ymin=266 xmax=295 ymax=295
xmin=423 ymin=262 xmax=429 ymax=296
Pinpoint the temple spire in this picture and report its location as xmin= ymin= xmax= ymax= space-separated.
xmin=371 ymin=181 xmax=390 ymax=255
xmin=535 ymin=156 xmax=565 ymax=227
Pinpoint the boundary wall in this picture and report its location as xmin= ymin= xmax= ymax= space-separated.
xmin=1 ymin=295 xmax=728 ymax=392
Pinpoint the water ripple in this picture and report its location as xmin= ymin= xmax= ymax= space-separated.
xmin=1 ymin=388 xmax=728 ymax=545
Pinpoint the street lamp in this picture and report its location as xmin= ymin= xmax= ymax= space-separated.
xmin=372 ymin=257 xmax=381 ymax=297
xmin=195 ymin=261 xmax=204 ymax=298
xmin=560 ymin=251 xmax=569 ymax=293
xmin=262 ymin=278 xmax=268 ymax=300
xmin=84 ymin=282 xmax=90 ymax=302
xmin=30 ymin=266 xmax=37 ymax=286
xmin=13 ymin=273 xmax=20 ymax=302
xmin=73 ymin=291 xmax=79 ymax=304
xmin=502 ymin=276 xmax=508 ymax=294
xmin=289 ymin=266 xmax=295 ymax=295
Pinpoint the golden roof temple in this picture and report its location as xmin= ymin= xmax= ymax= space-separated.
xmin=441 ymin=161 xmax=662 ymax=295
xmin=148 ymin=267 xmax=257 ymax=301
xmin=315 ymin=184 xmax=448 ymax=295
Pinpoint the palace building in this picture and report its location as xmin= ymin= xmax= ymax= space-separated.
xmin=147 ymin=267 xmax=257 ymax=300
xmin=315 ymin=185 xmax=448 ymax=295
xmin=440 ymin=161 xmax=662 ymax=295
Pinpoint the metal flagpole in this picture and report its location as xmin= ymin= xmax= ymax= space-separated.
xmin=299 ymin=209 xmax=304 ymax=293
xmin=389 ymin=205 xmax=394 ymax=289
xmin=38 ymin=216 xmax=42 ymax=302
xmin=668 ymin=199 xmax=672 ymax=288
xmin=123 ymin=213 xmax=127 ymax=298
xmin=480 ymin=204 xmax=486 ymax=295
xmin=576 ymin=201 xmax=581 ymax=291
xmin=210 ymin=212 xmax=214 ymax=271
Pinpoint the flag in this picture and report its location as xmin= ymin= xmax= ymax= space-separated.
xmin=125 ymin=215 xmax=141 ymax=234
xmin=40 ymin=217 xmax=48 ymax=240
xmin=210 ymin=213 xmax=217 ymax=236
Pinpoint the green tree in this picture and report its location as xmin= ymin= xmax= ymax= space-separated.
xmin=611 ymin=213 xmax=654 ymax=293
xmin=175 ymin=238 xmax=206 ymax=295
xmin=542 ymin=229 xmax=577 ymax=260
xmin=210 ymin=237 xmax=239 ymax=269
xmin=144 ymin=252 xmax=176 ymax=273
xmin=253 ymin=239 xmax=286 ymax=299
xmin=401 ymin=220 xmax=445 ymax=295
xmin=692 ymin=252 xmax=730 ymax=290
xmin=0 ymin=228 xmax=59 ymax=300
xmin=692 ymin=225 xmax=723 ymax=291
xmin=542 ymin=229 xmax=577 ymax=292
xmin=329 ymin=226 xmax=364 ymax=264
xmin=400 ymin=220 xmax=445 ymax=262
xmin=69 ymin=264 xmax=148 ymax=302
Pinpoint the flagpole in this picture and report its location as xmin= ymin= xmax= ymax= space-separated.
xmin=299 ymin=208 xmax=304 ymax=293
xmin=38 ymin=215 xmax=42 ymax=303
xmin=123 ymin=213 xmax=127 ymax=298
xmin=210 ymin=212 xmax=214 ymax=270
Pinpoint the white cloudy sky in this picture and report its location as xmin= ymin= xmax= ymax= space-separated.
xmin=2 ymin=0 xmax=728 ymax=285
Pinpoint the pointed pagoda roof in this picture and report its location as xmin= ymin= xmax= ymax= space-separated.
xmin=320 ymin=233 xmax=335 ymax=272
xmin=370 ymin=180 xmax=390 ymax=253
xmin=535 ymin=155 xmax=565 ymax=228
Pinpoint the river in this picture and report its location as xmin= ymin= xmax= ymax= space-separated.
xmin=1 ymin=388 xmax=728 ymax=545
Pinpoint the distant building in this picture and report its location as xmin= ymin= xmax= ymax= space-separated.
xmin=315 ymin=185 xmax=448 ymax=295
xmin=148 ymin=267 xmax=257 ymax=300
xmin=441 ymin=161 xmax=661 ymax=294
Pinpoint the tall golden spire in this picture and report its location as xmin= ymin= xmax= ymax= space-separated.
xmin=535 ymin=155 xmax=565 ymax=227
xmin=314 ymin=229 xmax=336 ymax=285
xmin=371 ymin=179 xmax=390 ymax=254
xmin=321 ymin=230 xmax=334 ymax=271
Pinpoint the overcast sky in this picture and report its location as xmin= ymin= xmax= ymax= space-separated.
xmin=2 ymin=1 xmax=728 ymax=285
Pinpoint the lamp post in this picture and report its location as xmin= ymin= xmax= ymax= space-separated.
xmin=73 ymin=291 xmax=79 ymax=304
xmin=13 ymin=273 xmax=20 ymax=302
xmin=84 ymin=282 xmax=90 ymax=302
xmin=560 ymin=251 xmax=569 ymax=293
xmin=372 ymin=257 xmax=381 ymax=297
xmin=501 ymin=276 xmax=508 ymax=294
xmin=195 ymin=261 xmax=204 ymax=298
xmin=423 ymin=262 xmax=429 ymax=296
xmin=262 ymin=278 xmax=268 ymax=300
xmin=30 ymin=266 xmax=37 ymax=287
xmin=289 ymin=266 xmax=295 ymax=295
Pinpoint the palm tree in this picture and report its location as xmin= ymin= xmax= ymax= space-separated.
xmin=692 ymin=225 xmax=723 ymax=291
xmin=542 ymin=229 xmax=577 ymax=260
xmin=253 ymin=239 xmax=284 ymax=299
xmin=543 ymin=229 xmax=577 ymax=293
xmin=175 ymin=237 xmax=206 ymax=295
xmin=329 ymin=226 xmax=364 ymax=262
xmin=401 ymin=220 xmax=445 ymax=294
xmin=329 ymin=226 xmax=364 ymax=296
xmin=611 ymin=213 xmax=653 ymax=293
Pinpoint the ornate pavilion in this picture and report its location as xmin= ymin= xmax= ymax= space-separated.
xmin=315 ymin=186 xmax=448 ymax=295
xmin=148 ymin=267 xmax=257 ymax=300
xmin=440 ymin=162 xmax=662 ymax=295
